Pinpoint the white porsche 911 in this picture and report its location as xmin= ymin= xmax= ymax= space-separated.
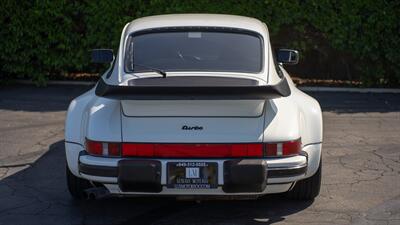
xmin=65 ymin=14 xmax=323 ymax=201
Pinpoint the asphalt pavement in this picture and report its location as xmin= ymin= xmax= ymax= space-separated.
xmin=0 ymin=84 xmax=399 ymax=225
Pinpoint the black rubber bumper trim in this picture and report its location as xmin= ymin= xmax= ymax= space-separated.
xmin=118 ymin=160 xmax=162 ymax=193
xmin=268 ymin=165 xmax=307 ymax=178
xmin=79 ymin=163 xmax=118 ymax=177
xmin=223 ymin=159 xmax=267 ymax=193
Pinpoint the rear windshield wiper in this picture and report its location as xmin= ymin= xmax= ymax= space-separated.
xmin=132 ymin=63 xmax=167 ymax=78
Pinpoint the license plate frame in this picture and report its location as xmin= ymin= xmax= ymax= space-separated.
xmin=167 ymin=162 xmax=218 ymax=189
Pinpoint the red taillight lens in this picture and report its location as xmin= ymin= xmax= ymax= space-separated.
xmin=121 ymin=143 xmax=263 ymax=158
xmin=265 ymin=139 xmax=301 ymax=157
xmin=85 ymin=139 xmax=121 ymax=157
xmin=108 ymin=143 xmax=121 ymax=156
xmin=86 ymin=139 xmax=103 ymax=156
xmin=86 ymin=139 xmax=300 ymax=158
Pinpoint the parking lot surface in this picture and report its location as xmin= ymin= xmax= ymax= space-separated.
xmin=0 ymin=84 xmax=399 ymax=225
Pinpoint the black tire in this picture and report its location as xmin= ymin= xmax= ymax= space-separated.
xmin=66 ymin=165 xmax=92 ymax=199
xmin=287 ymin=159 xmax=322 ymax=201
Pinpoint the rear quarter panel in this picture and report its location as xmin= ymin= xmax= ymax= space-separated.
xmin=279 ymin=68 xmax=323 ymax=177
xmin=283 ymin=68 xmax=323 ymax=146
xmin=65 ymin=87 xmax=122 ymax=176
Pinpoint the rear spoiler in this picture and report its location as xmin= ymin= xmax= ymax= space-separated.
xmin=95 ymin=77 xmax=291 ymax=100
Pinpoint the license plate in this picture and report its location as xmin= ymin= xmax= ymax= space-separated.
xmin=167 ymin=162 xmax=218 ymax=189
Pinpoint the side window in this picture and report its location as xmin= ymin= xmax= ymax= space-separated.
xmin=124 ymin=36 xmax=134 ymax=72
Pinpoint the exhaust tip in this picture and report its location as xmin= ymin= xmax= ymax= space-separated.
xmin=84 ymin=187 xmax=110 ymax=200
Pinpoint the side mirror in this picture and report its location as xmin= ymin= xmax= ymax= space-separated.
xmin=91 ymin=49 xmax=114 ymax=64
xmin=277 ymin=49 xmax=299 ymax=65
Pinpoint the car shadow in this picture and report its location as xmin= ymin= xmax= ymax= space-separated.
xmin=0 ymin=84 xmax=93 ymax=112
xmin=305 ymin=91 xmax=400 ymax=113
xmin=118 ymin=196 xmax=313 ymax=225
xmin=0 ymin=140 xmax=312 ymax=225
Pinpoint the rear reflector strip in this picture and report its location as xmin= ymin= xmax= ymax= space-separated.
xmin=122 ymin=143 xmax=263 ymax=158
xmin=85 ymin=139 xmax=301 ymax=158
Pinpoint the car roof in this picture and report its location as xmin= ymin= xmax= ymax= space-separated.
xmin=126 ymin=14 xmax=268 ymax=35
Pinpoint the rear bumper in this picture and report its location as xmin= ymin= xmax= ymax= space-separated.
xmin=78 ymin=154 xmax=308 ymax=195
xmin=79 ymin=159 xmax=307 ymax=182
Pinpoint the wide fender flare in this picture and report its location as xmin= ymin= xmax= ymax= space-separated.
xmin=65 ymin=87 xmax=122 ymax=176
xmin=293 ymin=89 xmax=323 ymax=177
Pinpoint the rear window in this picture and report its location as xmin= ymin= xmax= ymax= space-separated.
xmin=125 ymin=29 xmax=263 ymax=74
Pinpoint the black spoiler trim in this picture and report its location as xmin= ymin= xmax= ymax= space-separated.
xmin=95 ymin=77 xmax=291 ymax=100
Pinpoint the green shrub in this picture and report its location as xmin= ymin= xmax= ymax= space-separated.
xmin=0 ymin=0 xmax=398 ymax=86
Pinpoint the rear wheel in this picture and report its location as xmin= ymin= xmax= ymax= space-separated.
xmin=287 ymin=159 xmax=321 ymax=201
xmin=66 ymin=165 xmax=91 ymax=199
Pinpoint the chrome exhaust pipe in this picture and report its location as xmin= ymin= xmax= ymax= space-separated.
xmin=84 ymin=187 xmax=110 ymax=200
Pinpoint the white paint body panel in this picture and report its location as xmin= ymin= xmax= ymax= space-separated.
xmin=65 ymin=14 xmax=323 ymax=197
xmin=121 ymin=100 xmax=265 ymax=117
xmin=121 ymin=116 xmax=265 ymax=143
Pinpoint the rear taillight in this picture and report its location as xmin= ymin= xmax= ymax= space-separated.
xmin=121 ymin=143 xmax=264 ymax=158
xmin=264 ymin=139 xmax=301 ymax=157
xmin=85 ymin=139 xmax=121 ymax=157
xmin=85 ymin=139 xmax=301 ymax=158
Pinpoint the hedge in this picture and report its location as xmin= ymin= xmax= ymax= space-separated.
xmin=1 ymin=0 xmax=399 ymax=87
